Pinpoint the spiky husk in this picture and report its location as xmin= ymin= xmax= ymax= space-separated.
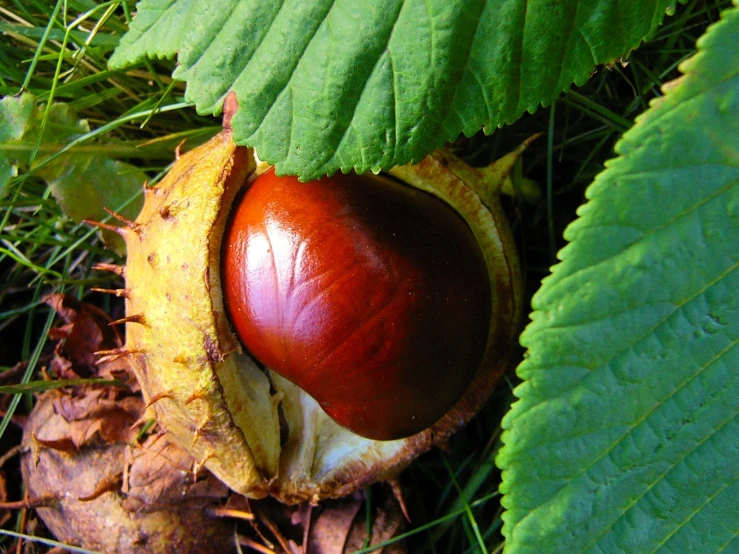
xmin=122 ymin=129 xmax=522 ymax=503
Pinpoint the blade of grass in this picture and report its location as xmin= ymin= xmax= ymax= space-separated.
xmin=0 ymin=378 xmax=123 ymax=394
xmin=19 ymin=0 xmax=63 ymax=93
xmin=562 ymin=89 xmax=633 ymax=132
xmin=352 ymin=493 xmax=500 ymax=554
xmin=0 ymin=530 xmax=102 ymax=554
xmin=441 ymin=453 xmax=487 ymax=553
xmin=0 ymin=304 xmax=55 ymax=439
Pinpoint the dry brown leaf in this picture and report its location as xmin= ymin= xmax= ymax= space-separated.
xmin=343 ymin=491 xmax=406 ymax=553
xmin=45 ymin=293 xmax=120 ymax=379
xmin=62 ymin=394 xmax=144 ymax=447
xmin=33 ymin=290 xmax=408 ymax=554
xmin=78 ymin=472 xmax=124 ymax=501
xmin=22 ymin=394 xmax=237 ymax=554
xmin=122 ymin=433 xmax=229 ymax=512
xmin=244 ymin=489 xmax=407 ymax=553
xmin=37 ymin=293 xmax=146 ymax=448
xmin=16 ymin=294 xmax=238 ymax=553
xmin=44 ymin=293 xmax=139 ymax=390
xmin=307 ymin=494 xmax=364 ymax=554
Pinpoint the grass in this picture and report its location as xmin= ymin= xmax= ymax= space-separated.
xmin=0 ymin=1 xmax=730 ymax=552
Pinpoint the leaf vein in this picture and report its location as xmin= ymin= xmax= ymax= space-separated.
xmin=515 ymin=0 xmax=529 ymax=113
xmin=317 ymin=0 xmax=405 ymax=174
xmin=127 ymin=0 xmax=181 ymax=57
xmin=513 ymin=333 xmax=738 ymax=537
xmin=587 ymin=406 xmax=738 ymax=552
xmin=519 ymin=262 xmax=738 ymax=421
xmin=551 ymin=177 xmax=736 ymax=289
xmin=249 ymin=1 xmax=334 ymax=145
xmin=519 ymin=341 xmax=738 ymax=456
xmin=624 ymin=70 xmax=739 ymax=137
xmin=178 ymin=0 xmax=241 ymax=79
xmin=556 ymin=2 xmax=579 ymax=92
xmin=644 ymin=473 xmax=739 ymax=554
xmin=439 ymin=1 xmax=487 ymax=136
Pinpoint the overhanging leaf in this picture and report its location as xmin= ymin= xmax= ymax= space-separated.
xmin=0 ymin=94 xmax=146 ymax=249
xmin=497 ymin=2 xmax=738 ymax=553
xmin=110 ymin=0 xmax=680 ymax=180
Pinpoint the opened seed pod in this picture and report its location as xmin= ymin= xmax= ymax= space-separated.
xmin=115 ymin=118 xmax=523 ymax=504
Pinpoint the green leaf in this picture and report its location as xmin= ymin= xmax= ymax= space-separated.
xmin=110 ymin=0 xmax=680 ymax=180
xmin=0 ymin=155 xmax=13 ymax=199
xmin=0 ymin=93 xmax=34 ymax=199
xmin=498 ymin=2 xmax=738 ymax=553
xmin=0 ymin=94 xmax=145 ymax=248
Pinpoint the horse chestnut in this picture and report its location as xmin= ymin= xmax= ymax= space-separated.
xmin=116 ymin=128 xmax=523 ymax=502
xmin=221 ymin=169 xmax=491 ymax=440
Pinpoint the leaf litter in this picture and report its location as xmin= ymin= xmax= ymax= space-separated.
xmin=6 ymin=293 xmax=407 ymax=553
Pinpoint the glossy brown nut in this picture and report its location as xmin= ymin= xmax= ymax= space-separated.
xmin=221 ymin=169 xmax=491 ymax=440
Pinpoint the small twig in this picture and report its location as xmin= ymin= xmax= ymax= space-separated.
xmin=237 ymin=535 xmax=277 ymax=554
xmin=206 ymin=506 xmax=255 ymax=522
xmin=256 ymin=510 xmax=292 ymax=554
xmin=15 ymin=491 xmax=29 ymax=554
xmin=244 ymin=499 xmax=276 ymax=551
xmin=0 ymin=363 xmax=27 ymax=384
xmin=302 ymin=504 xmax=313 ymax=553
xmin=0 ymin=444 xmax=23 ymax=469
xmin=0 ymin=494 xmax=58 ymax=510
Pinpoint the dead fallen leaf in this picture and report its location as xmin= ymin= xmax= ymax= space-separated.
xmin=35 ymin=293 xmax=145 ymax=448
xmin=22 ymin=394 xmax=237 ymax=554
xmin=344 ymin=490 xmax=406 ymax=553
xmin=307 ymin=494 xmax=364 ymax=554
xmin=122 ymin=433 xmax=229 ymax=512
xmin=43 ymin=293 xmax=139 ymax=389
xmin=45 ymin=293 xmax=120 ymax=379
xmin=30 ymin=435 xmax=77 ymax=454
xmin=244 ymin=488 xmax=407 ymax=553
xmin=78 ymin=472 xmax=124 ymax=501
xmin=26 ymin=294 xmax=407 ymax=553
xmin=55 ymin=390 xmax=144 ymax=447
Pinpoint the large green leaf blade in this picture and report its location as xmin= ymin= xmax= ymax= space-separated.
xmin=110 ymin=0 xmax=680 ymax=180
xmin=498 ymin=3 xmax=738 ymax=553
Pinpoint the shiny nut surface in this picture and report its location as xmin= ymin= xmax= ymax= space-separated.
xmin=222 ymin=169 xmax=491 ymax=440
